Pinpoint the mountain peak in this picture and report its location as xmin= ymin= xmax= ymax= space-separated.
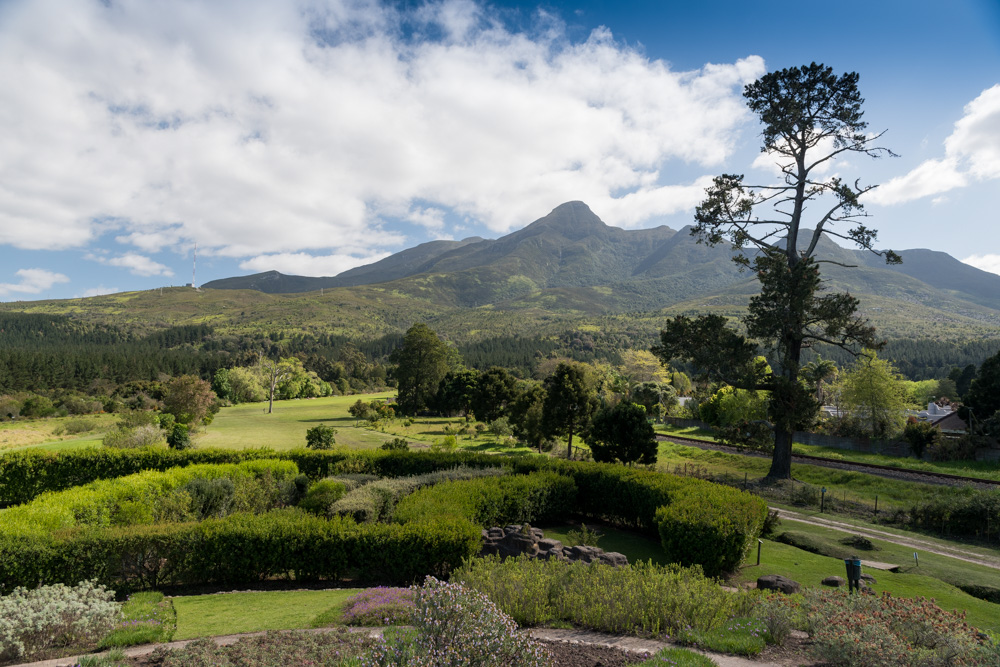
xmin=515 ymin=201 xmax=602 ymax=238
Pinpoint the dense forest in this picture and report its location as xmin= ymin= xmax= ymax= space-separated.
xmin=3 ymin=311 xmax=1000 ymax=396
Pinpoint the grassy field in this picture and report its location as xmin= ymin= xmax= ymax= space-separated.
xmin=172 ymin=588 xmax=361 ymax=639
xmin=194 ymin=393 xmax=397 ymax=451
xmin=658 ymin=423 xmax=1000 ymax=483
xmin=734 ymin=537 xmax=1000 ymax=635
xmin=0 ymin=413 xmax=116 ymax=453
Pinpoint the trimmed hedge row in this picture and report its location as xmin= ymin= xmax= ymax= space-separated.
xmin=0 ymin=510 xmax=480 ymax=593
xmin=393 ymin=472 xmax=577 ymax=527
xmin=2 ymin=459 xmax=299 ymax=535
xmin=0 ymin=448 xmax=767 ymax=582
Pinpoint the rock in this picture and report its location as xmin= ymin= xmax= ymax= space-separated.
xmin=478 ymin=524 xmax=627 ymax=566
xmin=537 ymin=538 xmax=563 ymax=553
xmin=597 ymin=552 xmax=629 ymax=567
xmin=860 ymin=573 xmax=877 ymax=584
xmin=821 ymin=576 xmax=845 ymax=587
xmin=757 ymin=574 xmax=801 ymax=594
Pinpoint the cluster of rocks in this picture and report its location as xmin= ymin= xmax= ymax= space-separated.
xmin=756 ymin=572 xmax=877 ymax=594
xmin=479 ymin=524 xmax=628 ymax=566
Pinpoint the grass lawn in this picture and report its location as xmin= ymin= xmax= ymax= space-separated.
xmin=2 ymin=413 xmax=116 ymax=453
xmin=537 ymin=521 xmax=671 ymax=566
xmin=654 ymin=440 xmax=966 ymax=514
xmin=172 ymin=588 xmax=361 ymax=639
xmin=657 ymin=423 xmax=1000 ymax=483
xmin=194 ymin=393 xmax=397 ymax=451
xmin=732 ymin=538 xmax=1000 ymax=635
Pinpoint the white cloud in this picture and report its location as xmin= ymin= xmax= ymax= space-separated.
xmin=868 ymin=84 xmax=1000 ymax=205
xmin=867 ymin=158 xmax=967 ymax=205
xmin=0 ymin=0 xmax=763 ymax=262
xmin=0 ymin=268 xmax=70 ymax=296
xmin=963 ymin=254 xmax=1000 ymax=277
xmin=78 ymin=286 xmax=121 ymax=297
xmin=87 ymin=252 xmax=174 ymax=277
xmin=239 ymin=251 xmax=393 ymax=277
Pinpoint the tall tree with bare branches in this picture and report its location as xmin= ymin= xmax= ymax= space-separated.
xmin=653 ymin=63 xmax=900 ymax=480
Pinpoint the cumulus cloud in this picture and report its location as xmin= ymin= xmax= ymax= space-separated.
xmin=78 ymin=286 xmax=121 ymax=297
xmin=86 ymin=252 xmax=174 ymax=277
xmin=0 ymin=0 xmax=763 ymax=264
xmin=869 ymin=84 xmax=1000 ymax=205
xmin=0 ymin=268 xmax=70 ymax=296
xmin=963 ymin=254 xmax=1000 ymax=277
xmin=239 ymin=251 xmax=392 ymax=277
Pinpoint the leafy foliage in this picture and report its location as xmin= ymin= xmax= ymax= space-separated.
xmin=305 ymin=424 xmax=337 ymax=450
xmin=586 ymin=401 xmax=657 ymax=465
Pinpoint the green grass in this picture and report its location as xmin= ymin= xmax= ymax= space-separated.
xmin=171 ymin=588 xmax=361 ymax=639
xmin=637 ymin=647 xmax=718 ymax=666
xmin=2 ymin=413 xmax=116 ymax=453
xmin=99 ymin=592 xmax=176 ymax=648
xmin=676 ymin=617 xmax=766 ymax=656
xmin=537 ymin=521 xmax=671 ymax=566
xmin=654 ymin=439 xmax=964 ymax=514
xmin=658 ymin=423 xmax=1000 ymax=484
xmin=732 ymin=538 xmax=1000 ymax=635
xmin=195 ymin=394 xmax=396 ymax=451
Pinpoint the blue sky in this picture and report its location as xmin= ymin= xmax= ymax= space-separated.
xmin=1 ymin=0 xmax=998 ymax=300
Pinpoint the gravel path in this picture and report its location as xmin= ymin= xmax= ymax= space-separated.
xmin=9 ymin=626 xmax=815 ymax=667
xmin=776 ymin=508 xmax=1000 ymax=570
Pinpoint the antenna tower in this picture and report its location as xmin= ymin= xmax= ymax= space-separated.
xmin=192 ymin=242 xmax=198 ymax=289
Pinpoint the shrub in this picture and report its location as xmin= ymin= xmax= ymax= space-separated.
xmin=791 ymin=589 xmax=997 ymax=667
xmin=362 ymin=577 xmax=552 ymax=667
xmin=927 ymin=434 xmax=981 ymax=462
xmin=184 ymin=477 xmax=236 ymax=520
xmin=656 ymin=484 xmax=768 ymax=577
xmin=380 ymin=437 xmax=409 ymax=451
xmin=103 ymin=424 xmax=166 ymax=449
xmin=330 ymin=466 xmax=506 ymax=524
xmin=454 ymin=557 xmax=743 ymax=636
xmin=167 ymin=424 xmax=192 ymax=450
xmin=903 ymin=419 xmax=940 ymax=459
xmin=305 ymin=424 xmax=337 ymax=450
xmin=341 ymin=587 xmax=415 ymax=626
xmin=298 ymin=479 xmax=347 ymax=515
xmin=55 ymin=418 xmax=100 ymax=436
xmin=0 ymin=581 xmax=121 ymax=663
xmin=393 ymin=472 xmax=576 ymax=528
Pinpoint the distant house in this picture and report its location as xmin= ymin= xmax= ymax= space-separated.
xmin=911 ymin=402 xmax=967 ymax=435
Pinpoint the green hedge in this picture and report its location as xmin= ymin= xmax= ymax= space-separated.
xmin=0 ymin=510 xmax=480 ymax=593
xmin=2 ymin=459 xmax=299 ymax=535
xmin=656 ymin=485 xmax=768 ymax=577
xmin=393 ymin=472 xmax=577 ymax=527
xmin=0 ymin=448 xmax=508 ymax=506
xmin=0 ymin=449 xmax=768 ymax=582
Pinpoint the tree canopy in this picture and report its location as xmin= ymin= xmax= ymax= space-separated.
xmin=542 ymin=362 xmax=597 ymax=459
xmin=585 ymin=401 xmax=657 ymax=466
xmin=653 ymin=63 xmax=899 ymax=479
xmin=391 ymin=324 xmax=458 ymax=416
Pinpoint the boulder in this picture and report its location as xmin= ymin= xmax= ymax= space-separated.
xmin=597 ymin=551 xmax=629 ymax=567
xmin=478 ymin=524 xmax=627 ymax=566
xmin=821 ymin=576 xmax=845 ymax=587
xmin=757 ymin=574 xmax=801 ymax=594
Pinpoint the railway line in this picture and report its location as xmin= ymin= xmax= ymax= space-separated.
xmin=657 ymin=433 xmax=1000 ymax=489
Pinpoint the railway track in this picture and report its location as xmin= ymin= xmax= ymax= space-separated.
xmin=657 ymin=433 xmax=1000 ymax=488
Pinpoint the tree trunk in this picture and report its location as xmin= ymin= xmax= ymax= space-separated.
xmin=767 ymin=428 xmax=794 ymax=479
xmin=567 ymin=429 xmax=574 ymax=460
